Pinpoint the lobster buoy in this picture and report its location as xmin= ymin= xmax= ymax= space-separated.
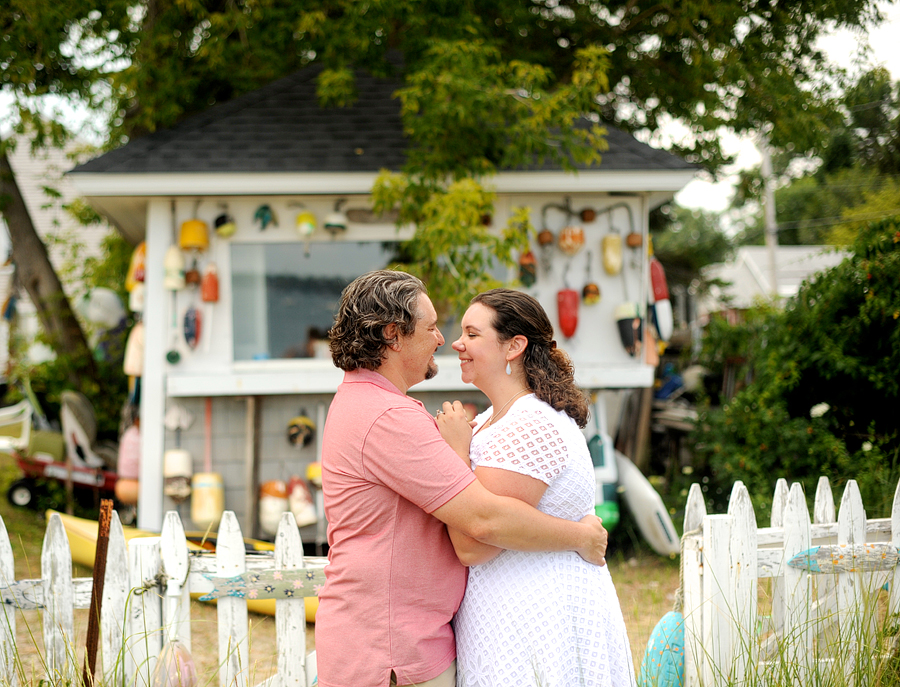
xmin=649 ymin=256 xmax=673 ymax=342
xmin=288 ymin=476 xmax=318 ymax=527
xmin=557 ymin=288 xmax=579 ymax=338
xmin=115 ymin=424 xmax=141 ymax=506
xmin=163 ymin=449 xmax=193 ymax=503
xmin=191 ymin=472 xmax=224 ymax=531
xmin=518 ymin=251 xmax=537 ymax=287
xmin=123 ymin=321 xmax=145 ymax=377
xmin=125 ymin=242 xmax=147 ymax=292
xmin=639 ymin=611 xmax=685 ymax=687
xmin=201 ymin=263 xmax=219 ymax=303
xmin=184 ymin=307 xmax=202 ymax=349
xmin=601 ymin=232 xmax=623 ymax=275
xmin=164 ymin=245 xmax=186 ymax=291
xmin=259 ymin=480 xmax=290 ymax=537
xmin=614 ymin=302 xmax=642 ymax=357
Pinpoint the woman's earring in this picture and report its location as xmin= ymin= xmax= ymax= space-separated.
xmin=505 ymin=361 xmax=512 ymax=376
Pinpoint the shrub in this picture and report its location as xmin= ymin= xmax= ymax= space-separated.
xmin=689 ymin=216 xmax=900 ymax=520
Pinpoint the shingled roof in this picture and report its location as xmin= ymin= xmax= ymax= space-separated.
xmin=72 ymin=64 xmax=694 ymax=176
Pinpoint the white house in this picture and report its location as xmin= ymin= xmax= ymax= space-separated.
xmin=701 ymin=245 xmax=849 ymax=314
xmin=69 ymin=65 xmax=697 ymax=533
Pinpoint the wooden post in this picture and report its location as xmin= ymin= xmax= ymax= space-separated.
xmin=83 ymin=500 xmax=113 ymax=687
xmin=245 ymin=396 xmax=261 ymax=538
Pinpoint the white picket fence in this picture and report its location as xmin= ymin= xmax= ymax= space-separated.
xmin=0 ymin=510 xmax=322 ymax=687
xmin=681 ymin=476 xmax=900 ymax=685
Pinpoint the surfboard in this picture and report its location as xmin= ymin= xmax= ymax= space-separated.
xmin=615 ymin=451 xmax=680 ymax=556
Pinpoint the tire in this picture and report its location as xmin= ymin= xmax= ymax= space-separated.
xmin=7 ymin=479 xmax=36 ymax=508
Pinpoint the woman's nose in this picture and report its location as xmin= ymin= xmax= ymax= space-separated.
xmin=451 ymin=337 xmax=464 ymax=352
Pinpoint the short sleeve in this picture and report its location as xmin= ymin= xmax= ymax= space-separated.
xmin=474 ymin=406 xmax=569 ymax=485
xmin=362 ymin=405 xmax=475 ymax=513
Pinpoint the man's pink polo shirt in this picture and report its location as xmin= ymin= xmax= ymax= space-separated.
xmin=316 ymin=369 xmax=476 ymax=687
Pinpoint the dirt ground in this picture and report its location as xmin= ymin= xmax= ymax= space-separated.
xmin=12 ymin=552 xmax=678 ymax=684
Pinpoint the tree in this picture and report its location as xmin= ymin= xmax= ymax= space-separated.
xmin=651 ymin=205 xmax=734 ymax=295
xmin=689 ymin=215 xmax=900 ymax=520
xmin=728 ymin=68 xmax=900 ymax=247
xmin=1 ymin=0 xmax=133 ymax=390
xmin=93 ymin=0 xmax=886 ymax=315
xmin=5 ymin=1 xmax=890 ymax=322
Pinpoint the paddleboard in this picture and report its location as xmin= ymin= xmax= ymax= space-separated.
xmin=614 ymin=451 xmax=680 ymax=556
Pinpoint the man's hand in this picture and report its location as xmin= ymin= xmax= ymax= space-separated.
xmin=436 ymin=400 xmax=473 ymax=465
xmin=576 ymin=514 xmax=608 ymax=566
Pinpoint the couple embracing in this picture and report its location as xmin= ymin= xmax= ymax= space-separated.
xmin=316 ymin=270 xmax=635 ymax=687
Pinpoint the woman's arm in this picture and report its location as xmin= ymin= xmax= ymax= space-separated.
xmin=447 ymin=466 xmax=549 ymax=565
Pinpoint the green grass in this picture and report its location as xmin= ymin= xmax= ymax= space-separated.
xmin=0 ymin=452 xmax=49 ymax=579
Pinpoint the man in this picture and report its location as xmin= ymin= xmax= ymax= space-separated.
xmin=317 ymin=270 xmax=608 ymax=687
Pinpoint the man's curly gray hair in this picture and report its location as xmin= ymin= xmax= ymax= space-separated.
xmin=329 ymin=270 xmax=427 ymax=371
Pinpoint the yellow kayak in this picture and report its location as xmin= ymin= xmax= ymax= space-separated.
xmin=51 ymin=510 xmax=319 ymax=622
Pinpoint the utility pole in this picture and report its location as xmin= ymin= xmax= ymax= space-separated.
xmin=758 ymin=135 xmax=779 ymax=298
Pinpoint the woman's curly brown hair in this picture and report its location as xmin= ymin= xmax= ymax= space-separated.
xmin=330 ymin=270 xmax=427 ymax=371
xmin=472 ymin=289 xmax=590 ymax=428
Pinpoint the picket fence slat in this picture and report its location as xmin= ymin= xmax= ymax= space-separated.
xmin=161 ymin=511 xmax=191 ymax=651
xmin=0 ymin=509 xmax=319 ymax=687
xmin=683 ymin=475 xmax=900 ymax=685
xmin=0 ymin=516 xmax=17 ymax=687
xmin=42 ymin=513 xmax=75 ymax=685
xmin=100 ymin=512 xmax=128 ymax=687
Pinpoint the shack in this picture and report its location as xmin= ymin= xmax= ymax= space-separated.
xmin=69 ymin=65 xmax=696 ymax=535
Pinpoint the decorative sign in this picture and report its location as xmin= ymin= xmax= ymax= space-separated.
xmin=199 ymin=567 xmax=326 ymax=600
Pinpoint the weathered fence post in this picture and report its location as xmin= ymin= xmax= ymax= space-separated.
xmin=780 ymin=483 xmax=812 ymax=680
xmin=127 ymin=537 xmax=164 ymax=687
xmin=727 ymin=481 xmax=757 ymax=683
xmin=217 ymin=511 xmax=250 ymax=687
xmin=0 ymin=516 xmax=17 ymax=687
xmin=160 ymin=511 xmax=191 ymax=649
xmin=682 ymin=483 xmax=705 ymax=686
xmin=701 ymin=513 xmax=732 ymax=685
xmin=100 ymin=512 xmax=129 ymax=686
xmin=274 ymin=512 xmax=308 ymax=687
xmin=836 ymin=480 xmax=868 ymax=682
xmin=42 ymin=513 xmax=75 ymax=685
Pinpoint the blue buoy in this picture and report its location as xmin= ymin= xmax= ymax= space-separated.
xmin=638 ymin=610 xmax=685 ymax=687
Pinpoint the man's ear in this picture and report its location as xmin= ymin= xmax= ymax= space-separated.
xmin=384 ymin=323 xmax=401 ymax=350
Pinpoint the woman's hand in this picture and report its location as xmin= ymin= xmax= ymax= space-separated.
xmin=575 ymin=514 xmax=608 ymax=566
xmin=436 ymin=400 xmax=473 ymax=465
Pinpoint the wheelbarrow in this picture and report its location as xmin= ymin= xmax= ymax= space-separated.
xmin=2 ymin=392 xmax=121 ymax=514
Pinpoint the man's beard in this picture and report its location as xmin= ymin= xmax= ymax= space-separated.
xmin=424 ymin=360 xmax=438 ymax=380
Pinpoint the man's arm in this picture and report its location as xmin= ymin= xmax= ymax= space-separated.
xmin=446 ymin=467 xmax=547 ymax=566
xmin=432 ymin=477 xmax=608 ymax=566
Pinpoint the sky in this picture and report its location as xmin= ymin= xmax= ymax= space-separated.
xmin=675 ymin=1 xmax=900 ymax=212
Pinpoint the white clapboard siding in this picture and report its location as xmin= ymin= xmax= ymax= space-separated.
xmin=0 ymin=510 xmax=318 ymax=687
xmin=682 ymin=476 xmax=900 ymax=684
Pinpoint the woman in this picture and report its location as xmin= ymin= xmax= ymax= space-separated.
xmin=440 ymin=289 xmax=635 ymax=687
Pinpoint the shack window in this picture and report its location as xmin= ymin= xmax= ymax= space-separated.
xmin=231 ymin=242 xmax=395 ymax=361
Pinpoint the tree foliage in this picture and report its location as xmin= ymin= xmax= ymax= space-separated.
xmin=730 ymin=67 xmax=900 ymax=247
xmin=651 ymin=205 xmax=735 ymax=295
xmin=689 ymin=216 xmax=900 ymax=520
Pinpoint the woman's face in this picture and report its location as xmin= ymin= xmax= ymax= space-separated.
xmin=451 ymin=302 xmax=505 ymax=388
